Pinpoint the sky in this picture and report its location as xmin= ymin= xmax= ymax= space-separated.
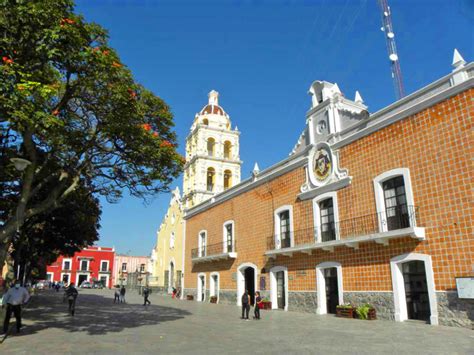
xmin=74 ymin=0 xmax=473 ymax=256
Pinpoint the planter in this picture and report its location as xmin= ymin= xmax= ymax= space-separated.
xmin=186 ymin=295 xmax=194 ymax=301
xmin=261 ymin=301 xmax=272 ymax=310
xmin=336 ymin=307 xmax=355 ymax=318
xmin=367 ymin=308 xmax=376 ymax=320
xmin=210 ymin=296 xmax=218 ymax=304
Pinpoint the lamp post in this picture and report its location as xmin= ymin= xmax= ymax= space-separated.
xmin=10 ymin=157 xmax=32 ymax=281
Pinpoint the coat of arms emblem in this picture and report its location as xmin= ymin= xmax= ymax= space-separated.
xmin=313 ymin=149 xmax=331 ymax=181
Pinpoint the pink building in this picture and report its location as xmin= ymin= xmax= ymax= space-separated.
xmin=113 ymin=255 xmax=151 ymax=286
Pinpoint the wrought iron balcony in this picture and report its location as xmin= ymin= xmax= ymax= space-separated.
xmin=266 ymin=205 xmax=424 ymax=256
xmin=191 ymin=240 xmax=237 ymax=263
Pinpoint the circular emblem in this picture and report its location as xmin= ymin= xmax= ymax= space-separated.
xmin=313 ymin=149 xmax=331 ymax=182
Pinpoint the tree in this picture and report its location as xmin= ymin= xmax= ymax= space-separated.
xmin=0 ymin=0 xmax=184 ymax=261
xmin=11 ymin=181 xmax=101 ymax=282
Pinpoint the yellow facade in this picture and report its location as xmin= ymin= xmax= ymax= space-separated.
xmin=150 ymin=188 xmax=184 ymax=292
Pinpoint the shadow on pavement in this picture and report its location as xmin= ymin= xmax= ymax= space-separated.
xmin=13 ymin=290 xmax=191 ymax=336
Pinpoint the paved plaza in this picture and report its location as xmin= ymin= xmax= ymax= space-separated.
xmin=1 ymin=289 xmax=472 ymax=354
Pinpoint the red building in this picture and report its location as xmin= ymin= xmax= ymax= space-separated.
xmin=46 ymin=246 xmax=115 ymax=288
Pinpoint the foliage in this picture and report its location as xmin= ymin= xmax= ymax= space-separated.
xmin=355 ymin=304 xmax=373 ymax=320
xmin=0 ymin=0 xmax=184 ymax=246
xmin=336 ymin=303 xmax=354 ymax=309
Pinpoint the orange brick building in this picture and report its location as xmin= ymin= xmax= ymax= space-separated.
xmin=182 ymin=52 xmax=473 ymax=328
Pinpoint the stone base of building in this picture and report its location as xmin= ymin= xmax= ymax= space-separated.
xmin=149 ymin=286 xmax=167 ymax=295
xmin=437 ymin=292 xmax=473 ymax=329
xmin=343 ymin=291 xmax=395 ymax=321
xmin=288 ymin=291 xmax=318 ymax=313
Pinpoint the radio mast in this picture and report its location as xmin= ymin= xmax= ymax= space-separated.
xmin=378 ymin=0 xmax=405 ymax=100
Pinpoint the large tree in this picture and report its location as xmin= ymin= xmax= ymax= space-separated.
xmin=0 ymin=0 xmax=183 ymax=260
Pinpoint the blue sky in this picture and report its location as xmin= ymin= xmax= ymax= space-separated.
xmin=75 ymin=0 xmax=473 ymax=255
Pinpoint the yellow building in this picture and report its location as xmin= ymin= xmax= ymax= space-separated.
xmin=150 ymin=187 xmax=184 ymax=292
xmin=151 ymin=90 xmax=241 ymax=293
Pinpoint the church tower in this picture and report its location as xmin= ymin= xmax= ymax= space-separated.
xmin=183 ymin=90 xmax=241 ymax=208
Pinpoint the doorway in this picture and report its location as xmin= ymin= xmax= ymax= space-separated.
xmin=77 ymin=274 xmax=88 ymax=286
xmin=402 ymin=261 xmax=430 ymax=321
xmin=270 ymin=266 xmax=288 ymax=311
xmin=210 ymin=273 xmax=219 ymax=302
xmin=169 ymin=261 xmax=175 ymax=290
xmin=197 ymin=274 xmax=206 ymax=302
xmin=276 ymin=271 xmax=286 ymax=309
xmin=245 ymin=267 xmax=255 ymax=305
xmin=324 ymin=268 xmax=339 ymax=314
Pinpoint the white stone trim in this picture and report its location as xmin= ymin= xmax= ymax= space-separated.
xmin=197 ymin=273 xmax=206 ymax=302
xmin=62 ymin=258 xmax=72 ymax=271
xmin=198 ymin=230 xmax=207 ymax=257
xmin=237 ymin=262 xmax=258 ymax=306
xmin=168 ymin=258 xmax=176 ymax=291
xmin=60 ymin=272 xmax=70 ymax=284
xmin=46 ymin=272 xmax=54 ymax=282
xmin=313 ymin=191 xmax=340 ymax=243
xmin=316 ymin=261 xmax=344 ymax=315
xmin=210 ymin=272 xmax=220 ymax=303
xmin=98 ymin=274 xmax=110 ymax=288
xmin=222 ymin=220 xmax=235 ymax=253
xmin=78 ymin=259 xmax=90 ymax=272
xmin=373 ymin=168 xmax=416 ymax=232
xmin=269 ymin=266 xmax=289 ymax=311
xmin=75 ymin=273 xmax=89 ymax=287
xmin=99 ymin=260 xmax=109 ymax=272
xmin=390 ymin=253 xmax=438 ymax=325
xmin=274 ymin=205 xmax=294 ymax=249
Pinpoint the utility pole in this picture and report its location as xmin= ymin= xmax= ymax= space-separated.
xmin=378 ymin=0 xmax=405 ymax=100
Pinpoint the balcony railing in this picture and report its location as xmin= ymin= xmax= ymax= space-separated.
xmin=191 ymin=240 xmax=237 ymax=260
xmin=267 ymin=205 xmax=420 ymax=250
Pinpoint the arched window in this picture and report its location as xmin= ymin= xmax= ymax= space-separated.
xmin=224 ymin=170 xmax=232 ymax=190
xmin=203 ymin=118 xmax=209 ymax=126
xmin=224 ymin=141 xmax=232 ymax=159
xmin=207 ymin=138 xmax=215 ymax=156
xmin=207 ymin=167 xmax=215 ymax=191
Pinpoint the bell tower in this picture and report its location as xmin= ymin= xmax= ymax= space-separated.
xmin=183 ymin=90 xmax=242 ymax=207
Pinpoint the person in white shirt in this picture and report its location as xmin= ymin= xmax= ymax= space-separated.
xmin=2 ymin=281 xmax=30 ymax=335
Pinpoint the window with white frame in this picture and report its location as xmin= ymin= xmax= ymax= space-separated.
xmin=199 ymin=231 xmax=207 ymax=257
xmin=122 ymin=263 xmax=127 ymax=272
xmin=313 ymin=192 xmax=339 ymax=243
xmin=170 ymin=232 xmax=175 ymax=249
xmin=274 ymin=206 xmax=293 ymax=249
xmin=100 ymin=261 xmax=108 ymax=272
xmin=223 ymin=221 xmax=234 ymax=253
xmin=80 ymin=259 xmax=89 ymax=271
xmin=374 ymin=168 xmax=416 ymax=233
xmin=62 ymin=259 xmax=71 ymax=271
xmin=140 ymin=264 xmax=145 ymax=273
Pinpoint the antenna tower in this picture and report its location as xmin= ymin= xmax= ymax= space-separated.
xmin=378 ymin=0 xmax=405 ymax=100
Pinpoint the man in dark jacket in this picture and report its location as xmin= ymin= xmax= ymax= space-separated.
xmin=143 ymin=286 xmax=151 ymax=306
xmin=120 ymin=286 xmax=126 ymax=303
xmin=241 ymin=290 xmax=250 ymax=320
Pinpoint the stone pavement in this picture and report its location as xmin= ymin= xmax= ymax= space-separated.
xmin=1 ymin=289 xmax=472 ymax=354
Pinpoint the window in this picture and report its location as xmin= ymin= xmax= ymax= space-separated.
xmin=319 ymin=199 xmax=336 ymax=242
xmin=224 ymin=141 xmax=232 ymax=159
xmin=383 ymin=176 xmax=409 ymax=230
xmin=207 ymin=167 xmax=215 ymax=192
xmin=100 ymin=261 xmax=108 ymax=272
xmin=224 ymin=170 xmax=232 ymax=190
xmin=170 ymin=232 xmax=175 ymax=249
xmin=313 ymin=192 xmax=340 ymax=243
xmin=62 ymin=260 xmax=71 ymax=271
xmin=203 ymin=118 xmax=209 ymax=126
xmin=80 ymin=260 xmax=88 ymax=271
xmin=207 ymin=138 xmax=215 ymax=156
xmin=274 ymin=206 xmax=293 ymax=249
xmin=122 ymin=263 xmax=127 ymax=272
xmin=374 ymin=168 xmax=416 ymax=233
xmin=199 ymin=231 xmax=207 ymax=257
xmin=224 ymin=221 xmax=234 ymax=253
xmin=140 ymin=264 xmax=145 ymax=273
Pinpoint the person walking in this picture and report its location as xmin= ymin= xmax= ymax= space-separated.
xmin=65 ymin=283 xmax=78 ymax=316
xmin=113 ymin=287 xmax=120 ymax=303
xmin=241 ymin=290 xmax=250 ymax=320
xmin=1 ymin=281 xmax=30 ymax=336
xmin=143 ymin=286 xmax=151 ymax=306
xmin=254 ymin=291 xmax=262 ymax=320
xmin=120 ymin=286 xmax=126 ymax=303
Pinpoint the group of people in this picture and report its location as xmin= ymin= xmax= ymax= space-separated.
xmin=241 ymin=290 xmax=263 ymax=320
xmin=113 ymin=286 xmax=127 ymax=303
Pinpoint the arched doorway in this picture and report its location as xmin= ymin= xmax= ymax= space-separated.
xmin=169 ymin=261 xmax=175 ymax=291
xmin=270 ymin=266 xmax=288 ymax=310
xmin=316 ymin=262 xmax=343 ymax=315
xmin=237 ymin=263 xmax=258 ymax=306
xmin=197 ymin=273 xmax=206 ymax=302
xmin=390 ymin=253 xmax=438 ymax=325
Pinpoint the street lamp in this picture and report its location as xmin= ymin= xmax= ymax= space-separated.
xmin=10 ymin=157 xmax=32 ymax=281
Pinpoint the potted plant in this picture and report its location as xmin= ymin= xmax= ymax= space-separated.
xmin=210 ymin=296 xmax=218 ymax=303
xmin=355 ymin=304 xmax=376 ymax=320
xmin=261 ymin=298 xmax=272 ymax=310
xmin=336 ymin=303 xmax=355 ymax=318
xmin=186 ymin=294 xmax=194 ymax=301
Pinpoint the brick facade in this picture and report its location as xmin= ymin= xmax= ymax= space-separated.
xmin=183 ymin=70 xmax=473 ymax=328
